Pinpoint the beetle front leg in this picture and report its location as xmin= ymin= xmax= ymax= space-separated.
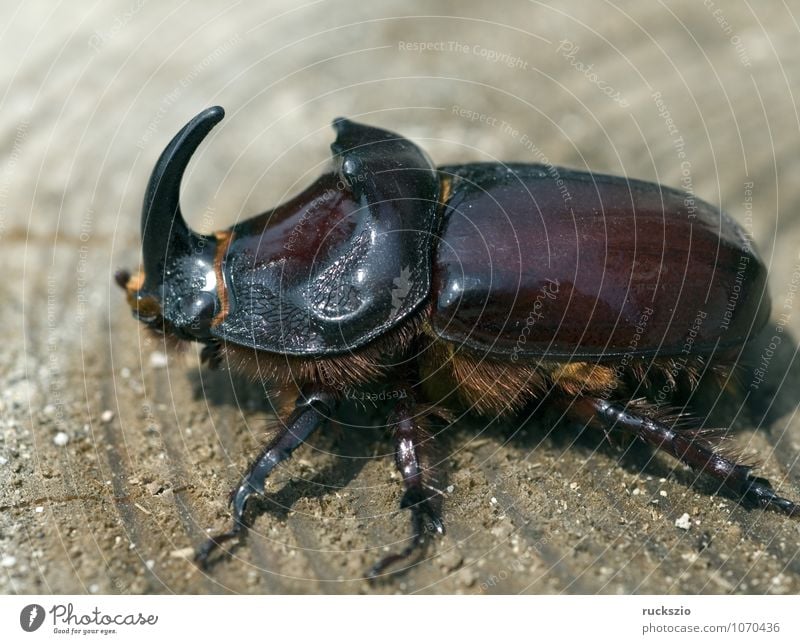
xmin=195 ymin=387 xmax=335 ymax=568
xmin=562 ymin=395 xmax=799 ymax=516
xmin=369 ymin=399 xmax=445 ymax=579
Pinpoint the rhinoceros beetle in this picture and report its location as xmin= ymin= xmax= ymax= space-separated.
xmin=117 ymin=105 xmax=798 ymax=579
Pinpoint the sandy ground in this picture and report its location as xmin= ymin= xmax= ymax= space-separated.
xmin=2 ymin=1 xmax=800 ymax=594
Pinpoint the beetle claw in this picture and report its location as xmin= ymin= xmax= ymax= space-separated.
xmin=400 ymin=488 xmax=445 ymax=534
xmin=738 ymin=474 xmax=800 ymax=517
xmin=368 ymin=490 xmax=445 ymax=581
xmin=195 ymin=480 xmax=262 ymax=570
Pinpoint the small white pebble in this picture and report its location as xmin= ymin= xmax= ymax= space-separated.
xmin=490 ymin=497 xmax=498 ymax=505
xmin=53 ymin=432 xmax=69 ymax=447
xmin=145 ymin=560 xmax=155 ymax=570
xmin=675 ymin=513 xmax=692 ymax=530
xmin=570 ymin=482 xmax=579 ymax=490
xmin=89 ymin=584 xmax=100 ymax=593
xmin=120 ymin=367 xmax=131 ymax=378
xmin=1 ymin=555 xmax=16 ymax=567
xmin=170 ymin=547 xmax=195 ymax=559
xmin=149 ymin=351 xmax=168 ymax=369
xmin=0 ymin=456 xmax=8 ymax=466
xmin=632 ymin=488 xmax=641 ymax=496
xmin=35 ymin=506 xmax=43 ymax=513
xmin=100 ymin=410 xmax=114 ymax=424
xmin=446 ymin=485 xmax=454 ymax=493
xmin=659 ymin=490 xmax=668 ymax=497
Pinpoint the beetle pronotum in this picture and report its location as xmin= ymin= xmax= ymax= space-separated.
xmin=116 ymin=106 xmax=798 ymax=578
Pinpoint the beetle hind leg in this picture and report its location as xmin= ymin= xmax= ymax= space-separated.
xmin=368 ymin=399 xmax=445 ymax=580
xmin=560 ymin=395 xmax=799 ymax=517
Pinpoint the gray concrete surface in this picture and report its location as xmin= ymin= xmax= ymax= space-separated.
xmin=1 ymin=0 xmax=800 ymax=594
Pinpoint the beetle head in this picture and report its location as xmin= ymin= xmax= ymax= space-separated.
xmin=116 ymin=106 xmax=224 ymax=342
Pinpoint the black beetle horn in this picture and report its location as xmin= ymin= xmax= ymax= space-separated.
xmin=140 ymin=105 xmax=225 ymax=293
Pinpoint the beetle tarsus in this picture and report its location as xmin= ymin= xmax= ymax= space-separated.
xmin=737 ymin=474 xmax=800 ymax=516
xmin=194 ymin=389 xmax=334 ymax=569
xmin=368 ymin=497 xmax=444 ymax=580
xmin=564 ymin=396 xmax=800 ymax=518
xmin=368 ymin=400 xmax=445 ymax=580
xmin=401 ymin=487 xmax=446 ymax=534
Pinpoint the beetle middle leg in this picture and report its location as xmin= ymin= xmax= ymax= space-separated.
xmin=195 ymin=387 xmax=335 ymax=567
xmin=368 ymin=398 xmax=445 ymax=579
xmin=560 ymin=395 xmax=799 ymax=516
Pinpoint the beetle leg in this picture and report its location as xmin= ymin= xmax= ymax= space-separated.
xmin=195 ymin=388 xmax=335 ymax=568
xmin=368 ymin=399 xmax=445 ymax=579
xmin=562 ymin=396 xmax=799 ymax=516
